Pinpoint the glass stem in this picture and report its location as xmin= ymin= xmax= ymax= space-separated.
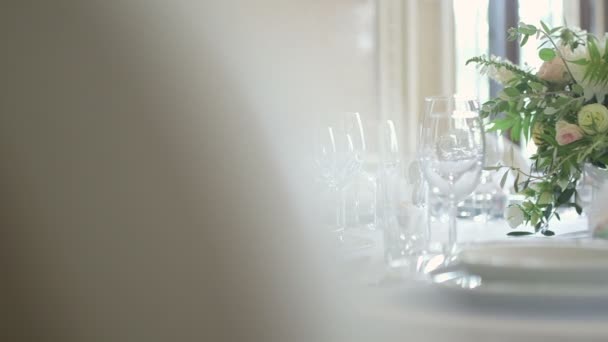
xmin=424 ymin=182 xmax=431 ymax=249
xmin=340 ymin=187 xmax=347 ymax=229
xmin=448 ymin=199 xmax=457 ymax=255
xmin=330 ymin=185 xmax=344 ymax=236
xmin=447 ymin=173 xmax=457 ymax=256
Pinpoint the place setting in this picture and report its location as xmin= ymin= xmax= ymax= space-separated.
xmin=313 ymin=20 xmax=608 ymax=312
xmin=424 ymin=21 xmax=608 ymax=306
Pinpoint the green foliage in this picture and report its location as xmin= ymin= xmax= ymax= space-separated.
xmin=465 ymin=56 xmax=545 ymax=84
xmin=470 ymin=21 xmax=608 ymax=235
xmin=539 ymin=48 xmax=556 ymax=61
xmin=580 ymin=36 xmax=608 ymax=86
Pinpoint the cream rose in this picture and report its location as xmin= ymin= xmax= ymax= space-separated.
xmin=537 ymin=57 xmax=570 ymax=84
xmin=577 ymin=103 xmax=608 ymax=135
xmin=555 ymin=120 xmax=584 ymax=145
xmin=505 ymin=205 xmax=524 ymax=228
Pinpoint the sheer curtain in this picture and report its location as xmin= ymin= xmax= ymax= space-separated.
xmin=377 ymin=0 xmax=455 ymax=155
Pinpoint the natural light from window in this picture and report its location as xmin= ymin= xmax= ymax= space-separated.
xmin=453 ymin=0 xmax=566 ymax=102
xmin=453 ymin=0 xmax=490 ymax=102
xmin=519 ymin=0 xmax=565 ymax=70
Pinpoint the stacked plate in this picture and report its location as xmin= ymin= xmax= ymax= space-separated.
xmin=430 ymin=240 xmax=608 ymax=301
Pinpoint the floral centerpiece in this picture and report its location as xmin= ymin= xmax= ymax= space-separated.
xmin=467 ymin=21 xmax=608 ymax=236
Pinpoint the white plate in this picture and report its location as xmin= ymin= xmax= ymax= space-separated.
xmin=431 ymin=270 xmax=608 ymax=298
xmin=429 ymin=265 xmax=608 ymax=304
xmin=457 ymin=240 xmax=608 ymax=284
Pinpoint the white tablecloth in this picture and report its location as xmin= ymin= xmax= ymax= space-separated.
xmin=339 ymin=214 xmax=608 ymax=341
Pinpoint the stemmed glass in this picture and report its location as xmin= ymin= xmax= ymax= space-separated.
xmin=314 ymin=112 xmax=366 ymax=239
xmin=418 ymin=96 xmax=485 ymax=256
xmin=377 ymin=120 xmax=402 ymax=223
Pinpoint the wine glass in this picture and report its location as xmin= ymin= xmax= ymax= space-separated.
xmin=376 ymin=120 xmax=401 ymax=223
xmin=418 ymin=96 xmax=485 ymax=256
xmin=314 ymin=112 xmax=366 ymax=237
xmin=379 ymin=119 xmax=400 ymax=168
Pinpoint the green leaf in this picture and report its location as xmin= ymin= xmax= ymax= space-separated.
xmin=507 ymin=231 xmax=534 ymax=237
xmin=511 ymin=121 xmax=522 ymax=142
xmin=514 ymin=172 xmax=520 ymax=193
xmin=503 ymin=87 xmax=520 ymax=97
xmin=516 ymin=98 xmax=525 ymax=111
xmin=507 ymin=28 xmax=518 ymax=41
xmin=543 ymin=107 xmax=559 ymax=115
xmin=489 ymin=118 xmax=515 ymax=131
xmin=604 ymin=36 xmax=608 ymax=62
xmin=540 ymin=132 xmax=558 ymax=146
xmin=540 ymin=20 xmax=551 ymax=33
xmin=588 ymin=36 xmax=601 ymax=61
xmin=539 ymin=48 xmax=556 ymax=61
xmin=498 ymin=91 xmax=511 ymax=101
xmin=544 ymin=204 xmax=553 ymax=219
xmin=539 ymin=41 xmax=552 ymax=50
xmin=572 ymin=83 xmax=585 ymax=95
xmin=465 ymin=57 xmax=478 ymax=66
xmin=542 ymin=230 xmax=556 ymax=236
xmin=519 ymin=23 xmax=537 ymax=35
xmin=500 ymin=170 xmax=510 ymax=188
xmin=529 ymin=82 xmax=545 ymax=92
xmin=522 ymin=178 xmax=532 ymax=193
xmin=557 ymin=187 xmax=575 ymax=205
xmin=496 ymin=100 xmax=510 ymax=113
xmin=465 ymin=55 xmax=544 ymax=83
xmin=569 ymin=58 xmax=589 ymax=66
xmin=522 ymin=114 xmax=532 ymax=141
xmin=520 ymin=34 xmax=529 ymax=47
xmin=530 ymin=212 xmax=540 ymax=226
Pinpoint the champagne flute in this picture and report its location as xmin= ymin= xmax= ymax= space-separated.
xmin=418 ymin=96 xmax=484 ymax=255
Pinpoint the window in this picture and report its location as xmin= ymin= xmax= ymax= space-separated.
xmin=518 ymin=0 xmax=565 ymax=70
xmin=454 ymin=0 xmax=572 ymax=103
xmin=453 ymin=0 xmax=490 ymax=102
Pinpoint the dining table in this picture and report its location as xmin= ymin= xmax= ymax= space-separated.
xmin=337 ymin=212 xmax=608 ymax=341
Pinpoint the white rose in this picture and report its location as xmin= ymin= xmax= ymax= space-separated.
xmin=505 ymin=205 xmax=524 ymax=228
xmin=577 ymin=104 xmax=608 ymax=135
xmin=562 ymin=43 xmax=608 ymax=103
xmin=482 ymin=55 xmax=516 ymax=85
xmin=489 ymin=66 xmax=516 ymax=85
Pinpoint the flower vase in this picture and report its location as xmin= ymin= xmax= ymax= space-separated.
xmin=579 ymin=163 xmax=608 ymax=237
